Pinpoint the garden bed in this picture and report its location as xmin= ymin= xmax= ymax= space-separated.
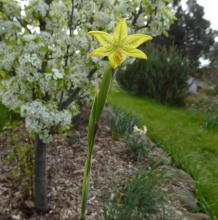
xmin=0 ymin=109 xmax=211 ymax=220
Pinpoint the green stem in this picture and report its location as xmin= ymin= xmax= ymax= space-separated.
xmin=80 ymin=64 xmax=113 ymax=220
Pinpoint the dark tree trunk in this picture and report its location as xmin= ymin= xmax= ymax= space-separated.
xmin=34 ymin=135 xmax=48 ymax=213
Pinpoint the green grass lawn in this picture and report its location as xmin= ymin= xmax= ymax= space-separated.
xmin=109 ymin=88 xmax=218 ymax=219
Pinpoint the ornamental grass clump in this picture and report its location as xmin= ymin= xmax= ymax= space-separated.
xmin=109 ymin=107 xmax=139 ymax=139
xmin=103 ymin=169 xmax=163 ymax=220
xmin=80 ymin=18 xmax=152 ymax=220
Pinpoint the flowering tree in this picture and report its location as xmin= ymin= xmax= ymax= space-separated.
xmin=0 ymin=0 xmax=175 ymax=213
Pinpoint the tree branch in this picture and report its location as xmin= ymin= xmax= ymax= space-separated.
xmin=58 ymin=67 xmax=97 ymax=111
xmin=59 ymin=0 xmax=75 ymax=105
xmin=35 ymin=0 xmax=53 ymax=101
xmin=132 ymin=1 xmax=143 ymax=26
xmin=58 ymin=87 xmax=80 ymax=110
xmin=134 ymin=6 xmax=158 ymax=31
xmin=15 ymin=17 xmax=31 ymax=33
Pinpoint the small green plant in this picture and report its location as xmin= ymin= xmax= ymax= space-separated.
xmin=110 ymin=107 xmax=139 ymax=139
xmin=126 ymin=125 xmax=149 ymax=161
xmin=127 ymin=136 xmax=148 ymax=161
xmin=103 ymin=169 xmax=163 ymax=220
xmin=6 ymin=134 xmax=35 ymax=198
xmin=203 ymin=112 xmax=218 ymax=129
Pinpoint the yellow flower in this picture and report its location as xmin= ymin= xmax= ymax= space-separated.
xmin=88 ymin=18 xmax=152 ymax=69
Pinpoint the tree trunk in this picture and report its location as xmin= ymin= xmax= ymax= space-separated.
xmin=34 ymin=135 xmax=48 ymax=213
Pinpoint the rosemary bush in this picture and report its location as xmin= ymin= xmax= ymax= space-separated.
xmin=116 ymin=44 xmax=189 ymax=106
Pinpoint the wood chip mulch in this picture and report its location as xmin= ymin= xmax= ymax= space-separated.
xmin=0 ymin=116 xmax=136 ymax=220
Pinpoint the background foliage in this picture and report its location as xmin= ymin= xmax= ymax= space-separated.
xmin=116 ymin=43 xmax=189 ymax=105
xmin=155 ymin=0 xmax=216 ymax=69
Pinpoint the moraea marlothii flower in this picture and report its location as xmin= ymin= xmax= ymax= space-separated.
xmin=88 ymin=18 xmax=152 ymax=69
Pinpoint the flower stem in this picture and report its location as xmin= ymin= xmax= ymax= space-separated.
xmin=80 ymin=64 xmax=113 ymax=220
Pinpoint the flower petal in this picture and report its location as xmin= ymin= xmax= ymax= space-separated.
xmin=113 ymin=18 xmax=128 ymax=42
xmin=88 ymin=31 xmax=113 ymax=47
xmin=108 ymin=50 xmax=126 ymax=69
xmin=123 ymin=47 xmax=147 ymax=59
xmin=124 ymin=34 xmax=152 ymax=48
xmin=91 ymin=47 xmax=113 ymax=57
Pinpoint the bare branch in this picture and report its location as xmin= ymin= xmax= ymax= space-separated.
xmin=132 ymin=1 xmax=143 ymax=26
xmin=15 ymin=17 xmax=31 ymax=33
xmin=134 ymin=6 xmax=158 ymax=32
xmin=58 ymin=67 xmax=97 ymax=111
xmin=58 ymin=87 xmax=80 ymax=110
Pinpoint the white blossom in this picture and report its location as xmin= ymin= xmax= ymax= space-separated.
xmin=0 ymin=0 xmax=175 ymax=142
xmin=21 ymin=101 xmax=72 ymax=142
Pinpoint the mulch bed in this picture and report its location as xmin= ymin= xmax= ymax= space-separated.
xmin=0 ymin=114 xmax=136 ymax=220
xmin=0 ymin=109 xmax=211 ymax=220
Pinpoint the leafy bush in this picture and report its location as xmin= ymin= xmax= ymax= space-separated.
xmin=103 ymin=169 xmax=162 ymax=220
xmin=116 ymin=44 xmax=189 ymax=105
xmin=109 ymin=107 xmax=139 ymax=139
xmin=201 ymin=83 xmax=217 ymax=96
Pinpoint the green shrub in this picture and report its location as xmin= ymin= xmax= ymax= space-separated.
xmin=109 ymin=107 xmax=139 ymax=139
xmin=103 ymin=169 xmax=162 ymax=220
xmin=116 ymin=44 xmax=189 ymax=105
xmin=201 ymin=83 xmax=217 ymax=96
